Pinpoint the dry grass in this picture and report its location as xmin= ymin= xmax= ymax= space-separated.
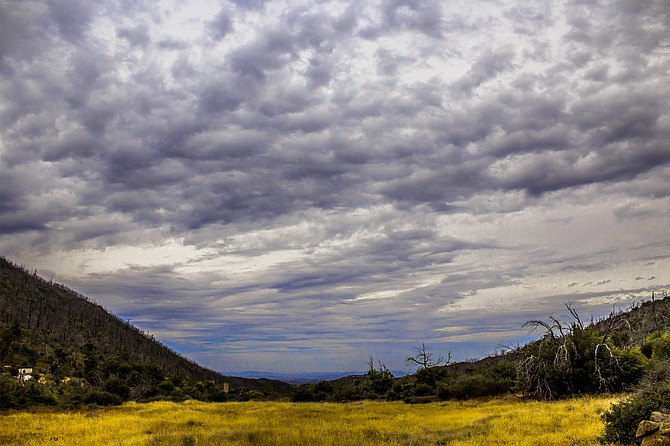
xmin=0 ymin=395 xmax=619 ymax=445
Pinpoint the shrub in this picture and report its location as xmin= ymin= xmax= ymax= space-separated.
xmin=104 ymin=377 xmax=131 ymax=400
xmin=601 ymin=361 xmax=670 ymax=445
xmin=21 ymin=383 xmax=58 ymax=406
xmin=82 ymin=390 xmax=122 ymax=406
xmin=413 ymin=383 xmax=434 ymax=397
xmin=291 ymin=387 xmax=314 ymax=402
xmin=647 ymin=331 xmax=670 ymax=360
xmin=601 ymin=384 xmax=670 ymax=445
xmin=608 ymin=347 xmax=648 ymax=391
xmin=437 ymin=372 xmax=507 ymax=400
xmin=366 ymin=361 xmax=394 ymax=396
xmin=389 ymin=377 xmax=414 ymax=401
xmin=157 ymin=380 xmax=175 ymax=394
xmin=0 ymin=374 xmax=19 ymax=409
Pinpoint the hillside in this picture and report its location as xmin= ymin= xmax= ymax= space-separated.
xmin=443 ymin=294 xmax=670 ymax=374
xmin=0 ymin=256 xmax=293 ymax=400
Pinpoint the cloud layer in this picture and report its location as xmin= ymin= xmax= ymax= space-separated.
xmin=1 ymin=0 xmax=669 ymax=373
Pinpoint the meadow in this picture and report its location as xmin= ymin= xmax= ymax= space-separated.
xmin=0 ymin=395 xmax=620 ymax=446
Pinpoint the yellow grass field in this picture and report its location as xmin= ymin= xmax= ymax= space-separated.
xmin=0 ymin=396 xmax=620 ymax=446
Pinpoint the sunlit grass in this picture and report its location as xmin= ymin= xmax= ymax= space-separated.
xmin=0 ymin=395 xmax=620 ymax=445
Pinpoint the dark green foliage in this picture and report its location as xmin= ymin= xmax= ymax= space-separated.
xmin=646 ymin=331 xmax=670 ymax=360
xmin=387 ymin=376 xmax=414 ymax=401
xmin=82 ymin=390 xmax=123 ymax=406
xmin=0 ymin=375 xmax=19 ymax=409
xmin=22 ymin=384 xmax=58 ymax=406
xmin=291 ymin=387 xmax=315 ymax=402
xmin=414 ymin=366 xmax=448 ymax=388
xmin=608 ymin=347 xmax=648 ymax=389
xmin=437 ymin=372 xmax=508 ymax=400
xmin=413 ymin=383 xmax=434 ymax=397
xmin=104 ymin=377 xmax=131 ymax=400
xmin=601 ymin=361 xmax=670 ymax=445
xmin=366 ymin=359 xmax=394 ymax=396
xmin=0 ymin=320 xmax=22 ymax=362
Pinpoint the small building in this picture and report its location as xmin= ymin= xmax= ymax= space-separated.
xmin=17 ymin=367 xmax=33 ymax=384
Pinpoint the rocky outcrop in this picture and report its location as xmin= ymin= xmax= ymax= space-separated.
xmin=637 ymin=412 xmax=670 ymax=446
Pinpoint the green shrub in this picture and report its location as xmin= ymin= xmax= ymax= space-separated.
xmin=413 ymin=383 xmax=434 ymax=397
xmin=437 ymin=372 xmax=507 ymax=400
xmin=291 ymin=387 xmax=314 ymax=402
xmin=104 ymin=377 xmax=131 ymax=400
xmin=601 ymin=361 xmax=670 ymax=445
xmin=601 ymin=384 xmax=670 ymax=445
xmin=21 ymin=382 xmax=58 ymax=406
xmin=0 ymin=374 xmax=19 ymax=409
xmin=647 ymin=331 xmax=670 ymax=360
xmin=82 ymin=390 xmax=122 ymax=406
xmin=609 ymin=347 xmax=648 ymax=390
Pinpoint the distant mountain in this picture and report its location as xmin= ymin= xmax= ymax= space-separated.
xmin=0 ymin=256 xmax=293 ymax=395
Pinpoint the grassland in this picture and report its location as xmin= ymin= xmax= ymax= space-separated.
xmin=0 ymin=395 xmax=619 ymax=446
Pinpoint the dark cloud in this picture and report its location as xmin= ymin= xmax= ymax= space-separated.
xmin=117 ymin=23 xmax=151 ymax=47
xmin=381 ymin=0 xmax=444 ymax=38
xmin=231 ymin=0 xmax=268 ymax=11
xmin=1 ymin=0 xmax=669 ymax=372
xmin=207 ymin=9 xmax=234 ymax=41
xmin=46 ymin=0 xmax=99 ymax=42
xmin=453 ymin=46 xmax=516 ymax=94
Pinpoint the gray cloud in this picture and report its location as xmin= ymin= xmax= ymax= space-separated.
xmin=1 ymin=0 xmax=669 ymax=373
xmin=207 ymin=9 xmax=234 ymax=41
xmin=117 ymin=23 xmax=151 ymax=48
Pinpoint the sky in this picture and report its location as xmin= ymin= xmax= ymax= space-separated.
xmin=1 ymin=0 xmax=669 ymax=375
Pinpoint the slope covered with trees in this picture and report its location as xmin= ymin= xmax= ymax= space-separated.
xmin=0 ymin=256 xmax=292 ymax=408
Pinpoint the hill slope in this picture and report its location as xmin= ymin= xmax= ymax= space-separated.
xmin=0 ymin=256 xmax=292 ymax=395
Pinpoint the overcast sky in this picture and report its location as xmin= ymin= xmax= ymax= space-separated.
xmin=1 ymin=0 xmax=669 ymax=374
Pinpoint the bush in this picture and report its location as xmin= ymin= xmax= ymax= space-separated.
xmin=413 ymin=383 xmax=434 ymax=397
xmin=389 ymin=377 xmax=414 ymax=401
xmin=601 ymin=384 xmax=670 ymax=445
xmin=367 ymin=362 xmax=394 ymax=396
xmin=20 ymin=383 xmax=58 ymax=406
xmin=291 ymin=387 xmax=314 ymax=402
xmin=601 ymin=361 xmax=670 ymax=445
xmin=104 ymin=377 xmax=131 ymax=400
xmin=0 ymin=374 xmax=19 ymax=409
xmin=437 ymin=372 xmax=507 ymax=400
xmin=82 ymin=390 xmax=122 ymax=406
xmin=609 ymin=347 xmax=648 ymax=391
xmin=647 ymin=331 xmax=670 ymax=360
